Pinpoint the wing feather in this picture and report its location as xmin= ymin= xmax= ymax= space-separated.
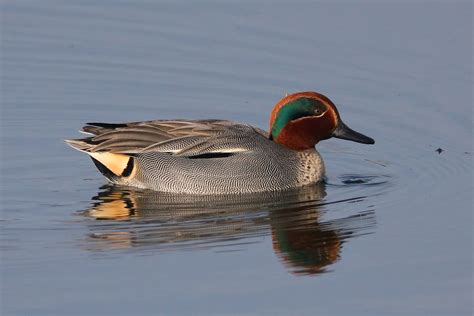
xmin=66 ymin=119 xmax=270 ymax=157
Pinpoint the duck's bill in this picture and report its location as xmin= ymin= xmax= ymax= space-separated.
xmin=332 ymin=121 xmax=375 ymax=144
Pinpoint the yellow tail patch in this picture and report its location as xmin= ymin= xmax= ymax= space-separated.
xmin=88 ymin=152 xmax=134 ymax=177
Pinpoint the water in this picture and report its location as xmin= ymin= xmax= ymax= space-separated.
xmin=1 ymin=1 xmax=472 ymax=315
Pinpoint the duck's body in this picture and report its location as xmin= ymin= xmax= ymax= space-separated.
xmin=66 ymin=92 xmax=374 ymax=194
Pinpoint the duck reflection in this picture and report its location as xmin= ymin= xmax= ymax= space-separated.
xmin=81 ymin=184 xmax=375 ymax=275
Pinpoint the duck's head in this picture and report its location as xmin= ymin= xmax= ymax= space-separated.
xmin=269 ymin=91 xmax=375 ymax=150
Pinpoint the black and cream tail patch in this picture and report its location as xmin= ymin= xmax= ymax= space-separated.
xmin=89 ymin=152 xmax=136 ymax=179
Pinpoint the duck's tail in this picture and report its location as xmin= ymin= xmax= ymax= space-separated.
xmin=65 ymin=138 xmax=136 ymax=181
xmin=64 ymin=138 xmax=94 ymax=152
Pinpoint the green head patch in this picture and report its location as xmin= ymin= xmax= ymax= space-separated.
xmin=270 ymin=98 xmax=326 ymax=140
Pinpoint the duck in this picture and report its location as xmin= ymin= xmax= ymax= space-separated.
xmin=65 ymin=91 xmax=374 ymax=194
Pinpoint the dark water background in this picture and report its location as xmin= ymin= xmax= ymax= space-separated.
xmin=1 ymin=1 xmax=472 ymax=315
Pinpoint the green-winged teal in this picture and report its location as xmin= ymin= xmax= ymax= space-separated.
xmin=66 ymin=91 xmax=374 ymax=194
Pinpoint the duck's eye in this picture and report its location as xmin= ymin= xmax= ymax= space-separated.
xmin=314 ymin=108 xmax=324 ymax=116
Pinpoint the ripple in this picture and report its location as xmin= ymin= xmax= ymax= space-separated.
xmin=330 ymin=174 xmax=391 ymax=186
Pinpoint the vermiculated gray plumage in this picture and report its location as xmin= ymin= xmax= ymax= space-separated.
xmin=65 ymin=119 xmax=325 ymax=194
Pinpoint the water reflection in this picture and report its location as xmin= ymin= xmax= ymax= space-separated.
xmin=81 ymin=184 xmax=375 ymax=275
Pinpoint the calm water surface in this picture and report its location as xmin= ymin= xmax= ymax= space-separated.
xmin=1 ymin=1 xmax=472 ymax=315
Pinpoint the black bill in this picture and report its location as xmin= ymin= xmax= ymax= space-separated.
xmin=332 ymin=121 xmax=375 ymax=144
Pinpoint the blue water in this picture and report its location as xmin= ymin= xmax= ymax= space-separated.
xmin=1 ymin=1 xmax=472 ymax=315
